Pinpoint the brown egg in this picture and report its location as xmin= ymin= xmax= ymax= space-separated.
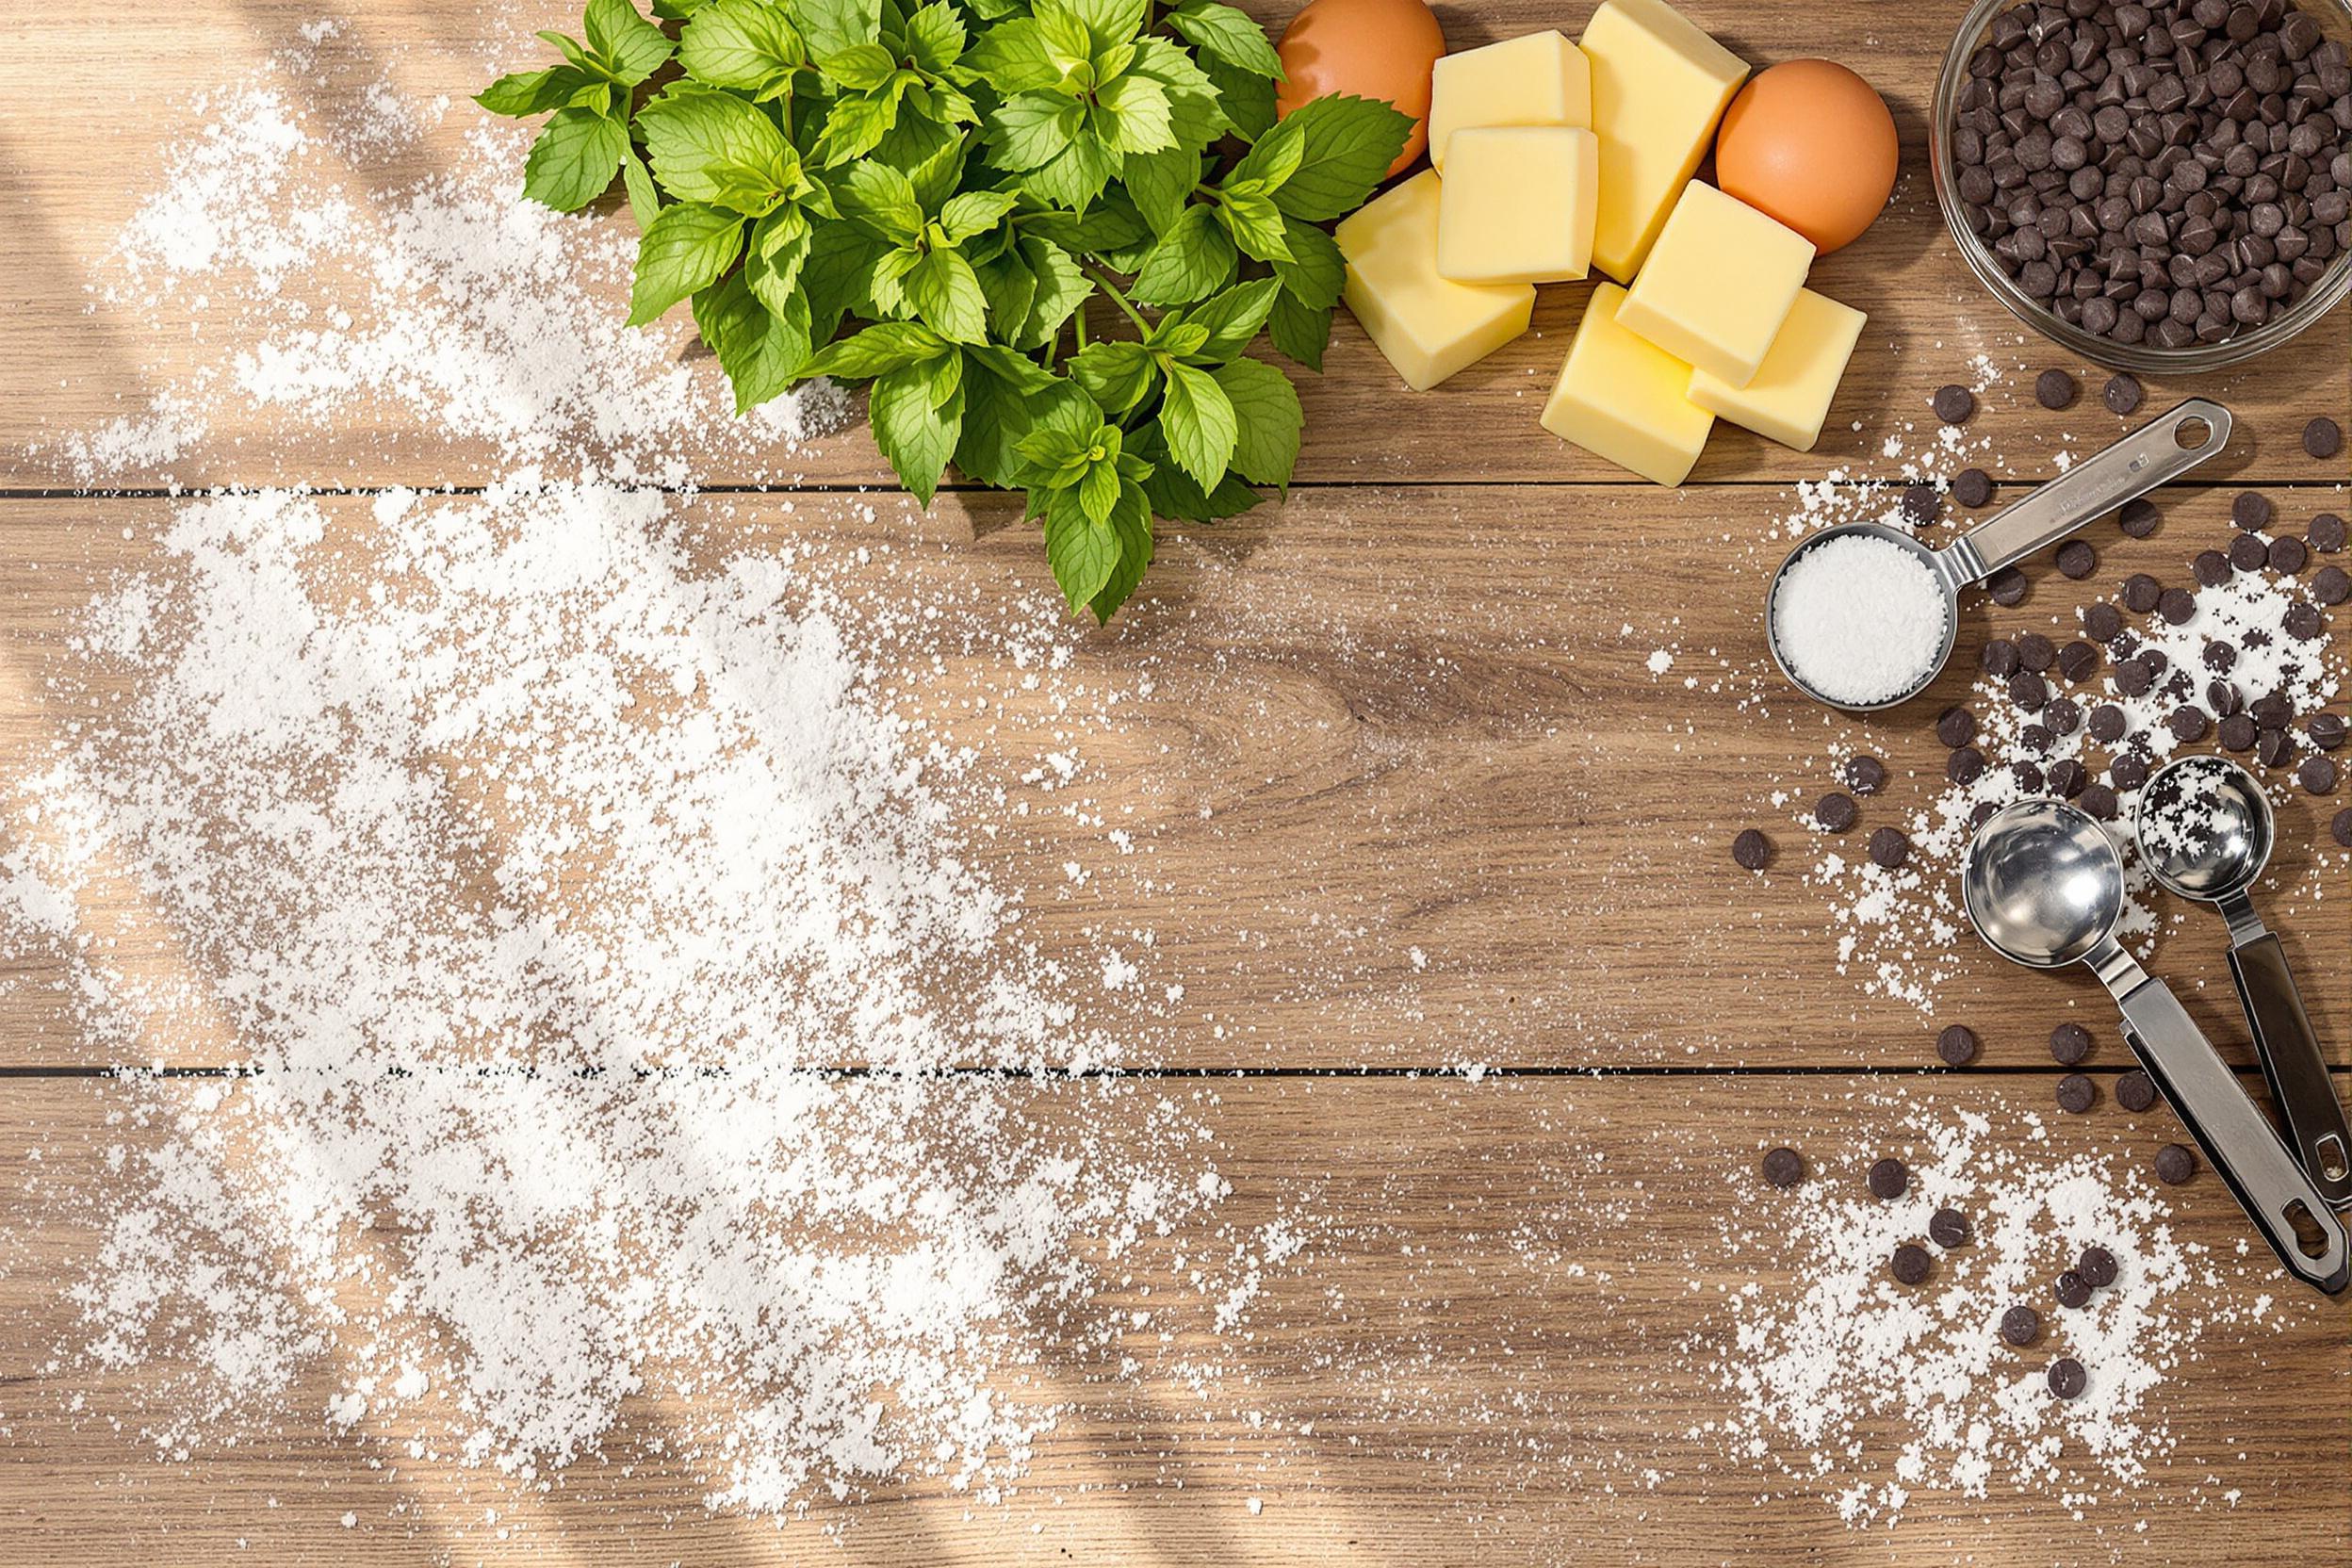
xmin=1275 ymin=0 xmax=1446 ymax=177
xmin=1714 ymin=59 xmax=1900 ymax=255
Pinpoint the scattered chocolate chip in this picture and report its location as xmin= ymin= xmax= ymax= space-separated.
xmin=1869 ymin=826 xmax=1910 ymax=870
xmin=2102 ymin=374 xmax=2142 ymax=416
xmin=1732 ymin=828 xmax=1772 ymax=871
xmin=2008 ymin=671 xmax=2050 ymax=711
xmin=2048 ymin=758 xmax=2088 ymax=798
xmin=1988 ymin=566 xmax=2030 ymax=607
xmin=2311 ymin=514 xmax=2348 ymax=553
xmin=2049 ymin=1022 xmax=2093 ymax=1066
xmin=1845 ymin=755 xmax=1889 ymax=795
xmin=1953 ymin=467 xmax=1995 ymax=509
xmin=1817 ymin=792 xmax=1859 ymax=831
xmin=2001 ymin=1305 xmax=2042 ymax=1347
xmin=1934 ymin=384 xmax=1976 ymax=425
xmin=2121 ymin=573 xmax=2163 ymax=613
xmin=1892 ymin=1243 xmax=1934 ymax=1285
xmin=2034 ymin=368 xmax=2079 ymax=410
xmin=2157 ymin=587 xmax=2198 ymax=625
xmin=1869 ymin=1157 xmax=1909 ymax=1200
xmin=2311 ymin=712 xmax=2347 ymax=751
xmin=2154 ymin=1143 xmax=2197 ymax=1185
xmin=1762 ymin=1147 xmax=1805 ymax=1188
xmin=1902 ymin=482 xmax=1940 ymax=525
xmin=2220 ymin=712 xmax=2260 ymax=751
xmin=2011 ymin=759 xmax=2047 ymax=793
xmin=2057 ymin=1072 xmax=2096 ymax=1114
xmin=2117 ymin=1069 xmax=2159 ymax=1114
xmin=2049 ymin=1357 xmax=2087 ymax=1401
xmin=2271 ymin=534 xmax=2311 ymax=575
xmin=2054 ymin=1269 xmax=2094 ymax=1310
xmin=2078 ymin=1246 xmax=2117 ymax=1288
xmin=2168 ymin=706 xmax=2212 ymax=743
xmin=2193 ymin=549 xmax=2233 ymax=588
xmin=2259 ymin=727 xmax=2300 ymax=770
xmin=2086 ymin=703 xmax=2127 ymax=743
xmin=1948 ymin=745 xmax=1986 ymax=786
xmin=2016 ymin=632 xmax=2057 ymax=671
xmin=2083 ymin=602 xmax=2125 ymax=643
xmin=2233 ymin=492 xmax=2274 ymax=532
xmin=2307 ymin=416 xmax=2344 ymax=460
xmin=2230 ymin=531 xmax=2273 ymax=573
xmin=2058 ymin=640 xmax=2100 ymax=682
xmin=2203 ymin=639 xmax=2238 ymax=675
xmin=1937 ymin=706 xmax=1978 ymax=748
xmin=2080 ymin=783 xmax=2120 ymax=821
xmin=2285 ymin=601 xmax=2325 ymax=641
xmin=2252 ymin=691 xmax=2295 ymax=729
xmin=2334 ymin=808 xmax=2352 ymax=848
xmin=2045 ymin=697 xmax=2082 ymax=737
xmin=2313 ymin=564 xmax=2351 ymax=605
xmin=2207 ymin=678 xmax=2242 ymax=717
xmin=1930 ymin=1207 xmax=1971 ymax=1249
xmin=1982 ymin=638 xmax=2021 ymax=677
xmin=1968 ymin=799 xmax=2000 ymax=830
xmin=2116 ymin=498 xmax=2160 ymax=539
xmin=2301 ymin=755 xmax=2340 ymax=794
xmin=1937 ymin=1023 xmax=1979 ymax=1067
xmin=2110 ymin=755 xmax=2149 ymax=792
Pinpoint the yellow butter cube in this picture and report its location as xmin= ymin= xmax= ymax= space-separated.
xmin=1579 ymin=0 xmax=1748 ymax=281
xmin=1427 ymin=31 xmax=1592 ymax=172
xmin=1618 ymin=182 xmax=1814 ymax=387
xmin=1687 ymin=288 xmax=1866 ymax=452
xmin=1541 ymin=281 xmax=1714 ymax=486
xmin=1436 ymin=127 xmax=1597 ymax=286
xmin=1337 ymin=171 xmax=1536 ymax=392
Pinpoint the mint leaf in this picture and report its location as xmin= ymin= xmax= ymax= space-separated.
xmin=957 ymin=358 xmax=1096 ymax=487
xmin=743 ymin=206 xmax=813 ymax=312
xmin=963 ymin=18 xmax=1057 ymax=90
xmin=1096 ymin=74 xmax=1175 ymax=155
xmin=820 ymin=41 xmax=897 ymax=90
xmin=1213 ymin=356 xmax=1303 ymax=488
xmin=939 ymin=188 xmax=1021 ymax=242
xmin=1271 ymin=217 xmax=1344 ymax=307
xmin=1128 ymin=38 xmax=1231 ymax=149
xmin=1266 ymin=290 xmax=1331 ymax=370
xmin=1129 ymin=204 xmax=1236 ymax=305
xmin=478 ymin=64 xmax=599 ymax=117
xmin=1225 ymin=113 xmax=1307 ymax=192
xmin=813 ymin=87 xmax=906 ymax=166
xmin=1023 ymin=135 xmax=1120 ymax=211
xmin=1266 ymin=95 xmax=1412 ymax=220
xmin=1087 ymin=482 xmax=1153 ymax=623
xmin=1200 ymin=56 xmax=1276 ymax=140
xmin=1060 ymin=0 xmax=1148 ymax=50
xmin=801 ymin=220 xmax=883 ymax=338
xmin=586 ymin=0 xmax=677 ymax=84
xmin=1136 ymin=423 xmax=1262 ymax=522
xmin=902 ymin=2 xmax=969 ymax=71
xmin=1070 ymin=340 xmax=1157 ymax=415
xmin=870 ymin=354 xmax=964 ymax=505
xmin=1018 ymin=237 xmax=1089 ymax=348
xmin=523 ymin=107 xmax=628 ymax=211
xmin=1157 ymin=359 xmax=1238 ymax=488
xmin=620 ymin=142 xmax=662 ymax=229
xmin=628 ymin=201 xmax=746 ymax=324
xmin=1164 ymin=3 xmax=1282 ymax=79
xmin=796 ymin=0 xmax=882 ymax=58
xmin=1122 ymin=146 xmax=1200 ymax=235
xmin=693 ymin=270 xmax=812 ymax=411
xmin=1183 ymin=278 xmax=1281 ymax=360
xmin=832 ymin=161 xmax=923 ymax=242
xmin=801 ymin=319 xmax=946 ymax=377
xmin=637 ymin=88 xmax=800 ymax=213
xmin=1215 ymin=188 xmax=1291 ymax=263
xmin=988 ymin=92 xmax=1080 ymax=171
xmin=901 ymin=248 xmax=989 ymax=343
xmin=678 ymin=0 xmax=806 ymax=96
xmin=1042 ymin=485 xmax=1122 ymax=611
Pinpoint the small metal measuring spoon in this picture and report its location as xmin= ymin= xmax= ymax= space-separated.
xmin=1766 ymin=399 xmax=2231 ymax=710
xmin=1962 ymin=799 xmax=2349 ymax=1295
xmin=2135 ymin=756 xmax=2352 ymax=1207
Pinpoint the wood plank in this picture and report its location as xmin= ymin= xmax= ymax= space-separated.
xmin=0 ymin=489 xmax=2342 ymax=1070
xmin=1 ymin=1072 xmax=2343 ymax=1564
xmin=1 ymin=1 xmax=2346 ymax=491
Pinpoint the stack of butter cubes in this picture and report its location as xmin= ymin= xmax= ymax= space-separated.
xmin=1334 ymin=0 xmax=1870 ymax=486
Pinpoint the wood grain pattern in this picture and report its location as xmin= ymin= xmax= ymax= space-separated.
xmin=0 ymin=1 xmax=2346 ymax=490
xmin=4 ymin=1073 xmax=2345 ymax=1566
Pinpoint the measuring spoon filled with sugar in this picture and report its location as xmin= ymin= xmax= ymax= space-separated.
xmin=1766 ymin=399 xmax=2230 ymax=710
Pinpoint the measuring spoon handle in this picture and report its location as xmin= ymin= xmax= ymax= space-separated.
xmin=2099 ymin=947 xmax=2350 ymax=1294
xmin=1940 ymin=399 xmax=2233 ymax=584
xmin=2229 ymin=932 xmax=2352 ymax=1209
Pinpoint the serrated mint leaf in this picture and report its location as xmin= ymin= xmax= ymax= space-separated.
xmin=1157 ymin=359 xmax=1237 ymax=488
xmin=1201 ymin=55 xmax=1276 ymax=140
xmin=974 ymin=247 xmax=1037 ymax=344
xmin=1225 ymin=112 xmax=1307 ymax=192
xmin=814 ymin=87 xmax=906 ymax=166
xmin=1021 ymin=199 xmax=1150 ymax=254
xmin=1135 ymin=424 xmax=1261 ymax=523
xmin=796 ymin=0 xmax=882 ymax=58
xmin=1086 ymin=482 xmax=1153 ymax=623
xmin=902 ymin=2 xmax=968 ymax=71
xmin=620 ymin=142 xmax=662 ymax=229
xmin=692 ymin=270 xmax=812 ymax=411
xmin=1070 ymin=340 xmax=1157 ymax=415
xmin=1077 ymin=453 xmax=1122 ymax=526
xmin=957 ymin=363 xmax=1095 ymax=487
xmin=800 ymin=220 xmax=882 ymax=337
xmin=1165 ymin=3 xmax=1282 ymax=79
xmin=743 ymin=205 xmax=813 ymax=311
xmin=1216 ymin=188 xmax=1291 ymax=262
xmin=1266 ymin=288 xmax=1331 ymax=370
xmin=1096 ymin=73 xmax=1175 ymax=155
xmin=522 ymin=106 xmax=628 ymax=211
xmin=478 ymin=64 xmax=599 ymax=117
xmin=1146 ymin=318 xmax=1210 ymax=358
xmin=800 ymin=319 xmax=946 ymax=378
xmin=1042 ymin=486 xmax=1121 ymax=612
xmin=537 ymin=28 xmax=600 ymax=74
xmin=1065 ymin=0 xmax=1149 ymax=47
xmin=1271 ymin=217 xmax=1344 ymax=308
xmin=586 ymin=0 xmax=677 ymax=84
xmin=869 ymin=356 xmax=964 ymax=505
xmin=637 ymin=87 xmax=800 ymax=213
xmin=939 ymin=188 xmax=1021 ymax=242
xmin=988 ymin=91 xmax=1080 ymax=171
xmin=832 ymin=160 xmax=923 ymax=241
xmin=901 ymin=248 xmax=988 ymax=342
xmin=1128 ymin=37 xmax=1230 ymax=149
xmin=1023 ymin=135 xmax=1120 ymax=211
xmin=963 ymin=18 xmax=1057 ymax=90
xmin=628 ymin=201 xmax=746 ymax=324
xmin=1184 ymin=277 xmax=1281 ymax=360
xmin=678 ymin=0 xmax=806 ymax=96
xmin=1213 ymin=356 xmax=1302 ymax=488
xmin=821 ymin=41 xmax=897 ymax=90
xmin=1122 ymin=147 xmax=1197 ymax=235
xmin=1266 ymin=94 xmax=1412 ymax=220
xmin=1018 ymin=237 xmax=1089 ymax=348
xmin=1128 ymin=203 xmax=1235 ymax=304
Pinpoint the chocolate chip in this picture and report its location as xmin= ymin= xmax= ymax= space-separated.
xmin=2049 ymin=1357 xmax=2088 ymax=1400
xmin=2050 ymin=1022 xmax=2094 ymax=1065
xmin=2035 ymin=368 xmax=2079 ymax=410
xmin=2045 ymin=697 xmax=2082 ymax=737
xmin=2157 ymin=587 xmax=2198 ymax=625
xmin=2117 ymin=1069 xmax=2159 ymax=1113
xmin=2285 ymin=601 xmax=2325 ymax=641
xmin=2121 ymin=573 xmax=2163 ymax=613
xmin=2117 ymin=498 xmax=2160 ymax=539
xmin=2334 ymin=808 xmax=2352 ymax=848
xmin=1934 ymin=384 xmax=1976 ymax=424
xmin=2086 ymin=703 xmax=2127 ymax=743
xmin=2259 ymin=727 xmax=2300 ymax=769
xmin=2194 ymin=548 xmax=2234 ymax=587
xmin=2154 ymin=1143 xmax=2198 ymax=1184
xmin=1845 ymin=755 xmax=1889 ymax=796
xmin=2008 ymin=671 xmax=2050 ymax=711
xmin=2078 ymin=1245 xmax=2117 ymax=1288
xmin=2233 ymin=491 xmax=2274 ymax=532
xmin=2301 ymin=755 xmax=2340 ymax=794
xmin=1937 ymin=706 xmax=1978 ymax=748
xmin=2102 ymin=374 xmax=2143 ymax=416
xmin=2230 ymin=531 xmax=2272 ymax=572
xmin=2220 ymin=712 xmax=2260 ymax=751
xmin=1948 ymin=745 xmax=1986 ymax=785
xmin=2271 ymin=534 xmax=2311 ymax=575
xmin=2057 ymin=1072 xmax=2097 ymax=1114
xmin=1982 ymin=638 xmax=2020 ymax=677
xmin=2080 ymin=783 xmax=2120 ymax=821
xmin=2001 ymin=1305 xmax=2042 ymax=1347
xmin=1937 ymin=1023 xmax=1979 ymax=1067
xmin=1988 ymin=566 xmax=2030 ymax=607
xmin=1892 ymin=1243 xmax=1934 ymax=1285
xmin=2313 ymin=564 xmax=2351 ymax=605
xmin=2047 ymin=758 xmax=2088 ymax=798
xmin=2203 ymin=639 xmax=2238 ymax=676
xmin=2311 ymin=514 xmax=2347 ymax=553
xmin=2111 ymin=755 xmax=2149 ymax=792
xmin=2016 ymin=631 xmax=2056 ymax=672
xmin=2058 ymin=640 xmax=2100 ymax=682
xmin=1930 ymin=1207 xmax=1971 ymax=1249
xmin=2307 ymin=416 xmax=2344 ymax=459
xmin=2054 ymin=1269 xmax=2094 ymax=1309
xmin=1868 ymin=826 xmax=1910 ymax=870
xmin=1762 ymin=1147 xmax=1805 ymax=1188
xmin=1732 ymin=828 xmax=1772 ymax=871
xmin=1817 ymin=792 xmax=1859 ymax=832
xmin=2083 ymin=602 xmax=2125 ymax=644
xmin=2311 ymin=712 xmax=2347 ymax=751
xmin=1953 ymin=467 xmax=1995 ymax=509
xmin=1869 ymin=1157 xmax=1909 ymax=1200
xmin=2252 ymin=692 xmax=2295 ymax=730
xmin=2169 ymin=706 xmax=2212 ymax=743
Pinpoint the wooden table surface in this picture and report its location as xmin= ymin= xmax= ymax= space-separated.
xmin=1 ymin=0 xmax=2347 ymax=1563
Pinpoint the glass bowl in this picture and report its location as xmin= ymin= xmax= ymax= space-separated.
xmin=1930 ymin=0 xmax=2352 ymax=374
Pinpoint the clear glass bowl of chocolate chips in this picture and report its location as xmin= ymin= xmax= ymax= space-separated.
xmin=1934 ymin=0 xmax=2352 ymax=372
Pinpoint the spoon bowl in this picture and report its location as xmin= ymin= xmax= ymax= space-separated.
xmin=1960 ymin=799 xmax=2124 ymax=970
xmin=2136 ymin=754 xmax=2274 ymax=902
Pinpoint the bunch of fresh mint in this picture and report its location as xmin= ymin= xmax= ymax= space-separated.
xmin=481 ymin=0 xmax=1408 ymax=621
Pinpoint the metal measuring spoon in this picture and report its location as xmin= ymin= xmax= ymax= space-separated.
xmin=2136 ymin=756 xmax=2352 ymax=1207
xmin=1962 ymin=799 xmax=2349 ymax=1295
xmin=1766 ymin=399 xmax=2231 ymax=711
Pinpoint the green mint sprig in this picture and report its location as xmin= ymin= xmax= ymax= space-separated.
xmin=479 ymin=0 xmax=1409 ymax=622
